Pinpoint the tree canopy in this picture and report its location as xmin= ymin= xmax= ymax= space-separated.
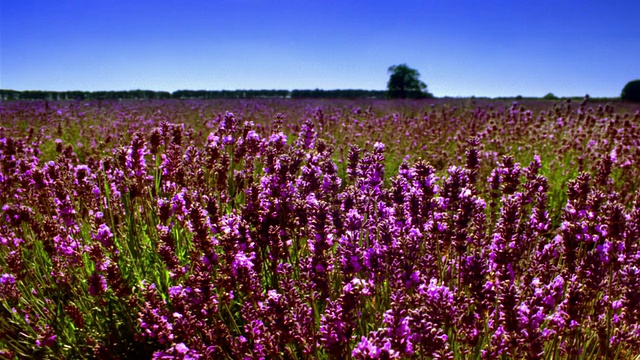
xmin=387 ymin=64 xmax=431 ymax=99
xmin=621 ymin=80 xmax=640 ymax=102
xmin=0 ymin=89 xmax=387 ymax=101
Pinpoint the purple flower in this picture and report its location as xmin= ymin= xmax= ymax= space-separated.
xmin=373 ymin=142 xmax=385 ymax=153
xmin=611 ymin=300 xmax=623 ymax=310
xmin=87 ymin=273 xmax=107 ymax=296
xmin=296 ymin=119 xmax=317 ymax=149
xmin=419 ymin=278 xmax=454 ymax=306
xmin=35 ymin=334 xmax=56 ymax=348
xmin=268 ymin=132 xmax=288 ymax=148
xmin=0 ymin=273 xmax=20 ymax=301
xmin=0 ymin=273 xmax=15 ymax=286
xmin=152 ymin=342 xmax=201 ymax=360
xmin=345 ymin=208 xmax=363 ymax=232
xmin=222 ymin=135 xmax=234 ymax=145
xmin=93 ymin=223 xmax=114 ymax=248
xmin=126 ymin=132 xmax=150 ymax=178
xmin=352 ymin=336 xmax=382 ymax=359
xmin=175 ymin=342 xmax=189 ymax=354
xmin=231 ymin=251 xmax=254 ymax=276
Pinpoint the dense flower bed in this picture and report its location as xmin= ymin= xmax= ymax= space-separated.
xmin=1 ymin=99 xmax=640 ymax=359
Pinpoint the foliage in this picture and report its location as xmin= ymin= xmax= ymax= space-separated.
xmin=0 ymin=89 xmax=389 ymax=101
xmin=543 ymin=92 xmax=559 ymax=100
xmin=290 ymin=89 xmax=387 ymax=99
xmin=387 ymin=64 xmax=431 ymax=99
xmin=621 ymin=79 xmax=640 ymax=102
xmin=1 ymin=99 xmax=640 ymax=359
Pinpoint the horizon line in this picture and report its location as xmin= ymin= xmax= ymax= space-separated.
xmin=0 ymin=88 xmax=615 ymax=100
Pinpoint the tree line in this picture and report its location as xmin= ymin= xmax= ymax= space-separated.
xmin=0 ymin=64 xmax=436 ymax=101
xmin=0 ymin=89 xmax=392 ymax=101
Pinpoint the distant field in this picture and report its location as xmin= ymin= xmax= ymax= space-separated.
xmin=2 ymin=98 xmax=640 ymax=359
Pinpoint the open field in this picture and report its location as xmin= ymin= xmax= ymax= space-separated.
xmin=2 ymin=98 xmax=640 ymax=359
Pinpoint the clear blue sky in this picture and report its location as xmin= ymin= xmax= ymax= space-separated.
xmin=1 ymin=0 xmax=639 ymax=97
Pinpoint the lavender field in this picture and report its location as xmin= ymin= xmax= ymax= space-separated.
xmin=2 ymin=98 xmax=640 ymax=359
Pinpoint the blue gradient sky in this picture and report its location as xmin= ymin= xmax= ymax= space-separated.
xmin=1 ymin=0 xmax=639 ymax=97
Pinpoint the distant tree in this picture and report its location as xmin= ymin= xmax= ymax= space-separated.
xmin=621 ymin=80 xmax=640 ymax=102
xmin=543 ymin=92 xmax=559 ymax=100
xmin=387 ymin=64 xmax=431 ymax=99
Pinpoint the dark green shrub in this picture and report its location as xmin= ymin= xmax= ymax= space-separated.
xmin=621 ymin=80 xmax=640 ymax=102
